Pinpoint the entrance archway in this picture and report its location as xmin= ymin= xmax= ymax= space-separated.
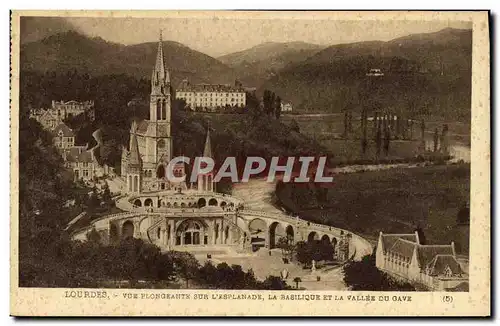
xmin=308 ymin=231 xmax=319 ymax=242
xmin=208 ymin=198 xmax=217 ymax=206
xmin=248 ymin=218 xmax=266 ymax=250
xmin=268 ymin=222 xmax=286 ymax=249
xmin=286 ymin=225 xmax=294 ymax=243
xmin=144 ymin=198 xmax=153 ymax=207
xmin=176 ymin=220 xmax=206 ymax=245
xmin=133 ymin=199 xmax=142 ymax=207
xmin=321 ymin=234 xmax=330 ymax=243
xmin=122 ymin=221 xmax=135 ymax=239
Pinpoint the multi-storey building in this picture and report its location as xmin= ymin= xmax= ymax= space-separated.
xmin=62 ymin=146 xmax=99 ymax=182
xmin=53 ymin=123 xmax=76 ymax=150
xmin=375 ymin=231 xmax=469 ymax=291
xmin=30 ymin=100 xmax=95 ymax=130
xmin=176 ymin=80 xmax=246 ymax=111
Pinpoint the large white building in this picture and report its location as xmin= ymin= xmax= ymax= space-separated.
xmin=375 ymin=231 xmax=468 ymax=291
xmin=176 ymin=80 xmax=246 ymax=111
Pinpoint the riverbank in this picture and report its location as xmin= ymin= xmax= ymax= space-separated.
xmin=275 ymin=162 xmax=470 ymax=256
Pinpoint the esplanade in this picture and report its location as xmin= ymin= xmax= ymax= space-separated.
xmin=70 ymin=33 xmax=373 ymax=261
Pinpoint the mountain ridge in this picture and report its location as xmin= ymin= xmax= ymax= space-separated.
xmin=20 ymin=30 xmax=237 ymax=86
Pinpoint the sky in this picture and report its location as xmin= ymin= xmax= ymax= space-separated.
xmin=39 ymin=15 xmax=472 ymax=57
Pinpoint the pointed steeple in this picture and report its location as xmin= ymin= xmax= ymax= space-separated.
xmin=151 ymin=30 xmax=170 ymax=95
xmin=128 ymin=133 xmax=142 ymax=171
xmin=203 ymin=125 xmax=212 ymax=158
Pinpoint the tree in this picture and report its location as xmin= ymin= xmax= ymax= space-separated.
xmin=361 ymin=109 xmax=368 ymax=155
xmin=383 ymin=126 xmax=391 ymax=156
xmin=293 ymin=277 xmax=302 ymax=289
xmin=440 ymin=124 xmax=449 ymax=154
xmin=375 ymin=122 xmax=382 ymax=157
xmin=275 ymin=96 xmax=282 ymax=119
xmin=261 ymin=276 xmax=290 ymax=290
xmin=433 ymin=128 xmax=439 ymax=152
xmin=343 ymin=254 xmax=416 ymax=291
xmin=414 ymin=226 xmax=427 ymax=245
xmin=290 ymin=119 xmax=300 ymax=133
xmin=171 ymin=252 xmax=200 ymax=288
xmin=343 ymin=111 xmax=349 ymax=139
xmin=420 ymin=119 xmax=426 ymax=142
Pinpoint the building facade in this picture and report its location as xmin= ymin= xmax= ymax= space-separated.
xmin=53 ymin=123 xmax=76 ymax=150
xmin=62 ymin=146 xmax=99 ymax=182
xmin=176 ymin=79 xmax=246 ymax=111
xmin=30 ymin=100 xmax=95 ymax=129
xmin=121 ymin=34 xmax=213 ymax=194
xmin=280 ymin=101 xmax=293 ymax=112
xmin=375 ymin=231 xmax=469 ymax=291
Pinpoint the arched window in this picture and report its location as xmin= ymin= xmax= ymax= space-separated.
xmin=157 ymin=165 xmax=165 ymax=179
xmin=156 ymin=99 xmax=162 ymax=120
xmin=133 ymin=176 xmax=139 ymax=192
xmin=162 ymin=99 xmax=167 ymax=121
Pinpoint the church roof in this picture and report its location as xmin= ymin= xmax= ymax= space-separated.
xmin=416 ymin=245 xmax=454 ymax=268
xmin=389 ymin=238 xmax=416 ymax=260
xmin=203 ymin=128 xmax=212 ymax=158
xmin=65 ymin=147 xmax=93 ymax=163
xmin=152 ymin=32 xmax=170 ymax=87
xmin=426 ymin=254 xmax=463 ymax=276
xmin=128 ymin=133 xmax=142 ymax=170
xmin=53 ymin=123 xmax=75 ymax=137
xmin=381 ymin=233 xmax=418 ymax=250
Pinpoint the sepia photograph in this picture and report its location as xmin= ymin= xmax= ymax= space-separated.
xmin=10 ymin=10 xmax=490 ymax=316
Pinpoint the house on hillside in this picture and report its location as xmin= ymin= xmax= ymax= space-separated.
xmin=280 ymin=101 xmax=293 ymax=112
xmin=30 ymin=100 xmax=95 ymax=130
xmin=62 ymin=146 xmax=100 ymax=182
xmin=375 ymin=231 xmax=468 ymax=291
xmin=52 ymin=123 xmax=75 ymax=150
xmin=366 ymin=68 xmax=384 ymax=77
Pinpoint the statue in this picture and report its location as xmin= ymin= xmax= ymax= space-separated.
xmin=311 ymin=260 xmax=317 ymax=274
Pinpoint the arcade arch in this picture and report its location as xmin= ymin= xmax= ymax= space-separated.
xmin=198 ymin=198 xmax=206 ymax=208
xmin=308 ymin=231 xmax=319 ymax=242
xmin=122 ymin=221 xmax=135 ymax=239
xmin=286 ymin=225 xmax=294 ymax=243
xmin=268 ymin=222 xmax=286 ymax=249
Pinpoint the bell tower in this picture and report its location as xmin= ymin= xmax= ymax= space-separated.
xmin=150 ymin=30 xmax=173 ymax=164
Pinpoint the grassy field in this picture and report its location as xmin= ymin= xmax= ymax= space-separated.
xmin=276 ymin=163 xmax=470 ymax=255
xmin=281 ymin=114 xmax=471 ymax=145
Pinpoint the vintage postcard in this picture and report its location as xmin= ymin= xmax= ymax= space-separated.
xmin=10 ymin=10 xmax=490 ymax=316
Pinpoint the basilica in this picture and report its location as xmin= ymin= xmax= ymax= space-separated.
xmin=120 ymin=34 xmax=214 ymax=195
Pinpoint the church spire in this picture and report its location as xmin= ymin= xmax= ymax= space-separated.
xmin=151 ymin=30 xmax=170 ymax=94
xmin=203 ymin=125 xmax=212 ymax=158
xmin=128 ymin=133 xmax=142 ymax=172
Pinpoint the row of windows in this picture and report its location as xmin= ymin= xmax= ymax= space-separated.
xmin=74 ymin=169 xmax=90 ymax=178
xmin=66 ymin=162 xmax=90 ymax=168
xmin=176 ymin=92 xmax=245 ymax=98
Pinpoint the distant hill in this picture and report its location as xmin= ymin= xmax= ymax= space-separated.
xmin=20 ymin=31 xmax=237 ymax=85
xmin=20 ymin=17 xmax=81 ymax=44
xmin=218 ymin=41 xmax=324 ymax=87
xmin=260 ymin=28 xmax=472 ymax=120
